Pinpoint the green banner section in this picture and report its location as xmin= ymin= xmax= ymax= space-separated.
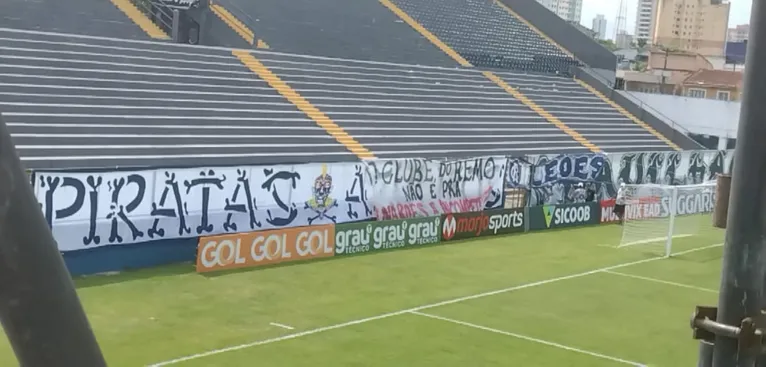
xmin=528 ymin=202 xmax=600 ymax=231
xmin=335 ymin=216 xmax=441 ymax=256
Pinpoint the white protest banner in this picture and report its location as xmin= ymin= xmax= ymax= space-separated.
xmin=365 ymin=156 xmax=507 ymax=220
xmin=34 ymin=162 xmax=373 ymax=251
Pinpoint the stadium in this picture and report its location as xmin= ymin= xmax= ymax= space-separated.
xmin=0 ymin=0 xmax=738 ymax=365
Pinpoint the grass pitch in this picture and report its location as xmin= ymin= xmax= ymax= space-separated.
xmin=0 ymin=223 xmax=723 ymax=366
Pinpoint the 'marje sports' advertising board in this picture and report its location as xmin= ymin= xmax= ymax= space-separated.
xmin=441 ymin=208 xmax=525 ymax=241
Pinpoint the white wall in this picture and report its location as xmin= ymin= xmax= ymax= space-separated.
xmin=619 ymin=91 xmax=739 ymax=138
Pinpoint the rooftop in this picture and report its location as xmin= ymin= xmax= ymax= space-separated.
xmin=682 ymin=69 xmax=743 ymax=88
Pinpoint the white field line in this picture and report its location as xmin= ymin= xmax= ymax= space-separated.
xmin=410 ymin=311 xmax=647 ymax=367
xmin=147 ymin=243 xmax=722 ymax=366
xmin=618 ymin=234 xmax=692 ymax=248
xmin=269 ymin=322 xmax=295 ymax=330
xmin=603 ymin=270 xmax=719 ymax=294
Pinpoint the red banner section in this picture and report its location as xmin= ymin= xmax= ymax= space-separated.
xmin=600 ymin=197 xmax=661 ymax=223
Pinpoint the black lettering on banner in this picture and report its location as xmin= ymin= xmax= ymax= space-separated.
xmin=82 ymin=176 xmax=102 ymax=245
xmin=402 ymin=184 xmax=424 ymax=202
xmin=40 ymin=175 xmax=84 ymax=230
xmin=149 ymin=172 xmax=190 ymax=238
xmin=261 ymin=168 xmax=299 ymax=227
xmin=441 ymin=180 xmax=462 ymax=199
xmin=379 ymin=161 xmax=393 ymax=185
xmin=429 ymin=183 xmax=437 ymax=199
xmin=223 ymin=169 xmax=261 ymax=232
xmin=183 ymin=169 xmax=226 ymax=235
xmin=344 ymin=165 xmax=372 ymax=219
xmin=438 ymin=157 xmax=499 ymax=201
xmin=106 ymin=174 xmax=146 ymax=243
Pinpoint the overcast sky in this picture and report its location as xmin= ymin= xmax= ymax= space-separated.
xmin=580 ymin=0 xmax=752 ymax=37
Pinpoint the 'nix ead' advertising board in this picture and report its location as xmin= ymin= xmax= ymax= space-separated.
xmin=334 ymin=217 xmax=441 ymax=256
xmin=441 ymin=208 xmax=525 ymax=242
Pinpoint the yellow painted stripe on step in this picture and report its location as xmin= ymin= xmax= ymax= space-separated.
xmin=492 ymin=0 xmax=577 ymax=61
xmin=574 ymin=78 xmax=681 ymax=151
xmin=377 ymin=0 xmax=472 ymax=67
xmin=110 ymin=0 xmax=170 ymax=39
xmin=210 ymin=3 xmax=254 ymax=45
xmin=232 ymin=50 xmax=376 ymax=159
xmin=256 ymin=39 xmax=270 ymax=49
xmin=484 ymin=71 xmax=601 ymax=153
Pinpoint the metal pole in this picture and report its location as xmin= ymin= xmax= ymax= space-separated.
xmin=660 ymin=48 xmax=668 ymax=94
xmin=699 ymin=341 xmax=714 ymax=367
xmin=171 ymin=9 xmax=181 ymax=43
xmin=709 ymin=1 xmax=766 ymax=366
xmin=0 ymin=112 xmax=107 ymax=366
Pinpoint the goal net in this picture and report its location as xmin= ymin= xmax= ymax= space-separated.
xmin=617 ymin=182 xmax=723 ymax=257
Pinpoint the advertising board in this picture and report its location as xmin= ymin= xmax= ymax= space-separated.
xmin=441 ymin=208 xmax=525 ymax=242
xmin=334 ymin=217 xmax=441 ymax=256
xmin=600 ymin=189 xmax=715 ymax=224
xmin=529 ymin=202 xmax=600 ymax=230
xmin=196 ymin=224 xmax=335 ymax=273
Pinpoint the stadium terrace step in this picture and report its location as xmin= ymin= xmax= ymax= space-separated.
xmin=255 ymin=53 xmax=592 ymax=158
xmin=7 ymin=28 xmax=684 ymax=169
xmin=223 ymin=0 xmax=457 ymax=66
xmin=0 ymin=29 xmax=359 ymax=170
xmin=388 ymin=0 xmax=580 ymax=73
xmin=489 ymin=71 xmax=679 ymax=152
xmin=0 ymin=0 xmax=159 ymax=40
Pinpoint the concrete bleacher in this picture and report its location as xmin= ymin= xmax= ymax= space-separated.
xmin=224 ymin=0 xmax=456 ymax=66
xmin=0 ymin=29 xmax=358 ymax=170
xmin=492 ymin=71 xmax=677 ymax=152
xmin=0 ymin=0 xmax=153 ymax=40
xmin=389 ymin=0 xmax=579 ymax=73
xmin=0 ymin=26 xmax=687 ymax=171
xmin=257 ymin=53 xmax=591 ymax=159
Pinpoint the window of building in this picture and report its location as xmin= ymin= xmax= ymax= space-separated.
xmin=687 ymin=88 xmax=707 ymax=98
xmin=717 ymin=91 xmax=731 ymax=101
xmin=638 ymin=86 xmax=659 ymax=94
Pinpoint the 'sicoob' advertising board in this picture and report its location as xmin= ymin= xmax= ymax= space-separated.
xmin=441 ymin=208 xmax=525 ymax=242
xmin=529 ymin=202 xmax=600 ymax=230
xmin=334 ymin=217 xmax=441 ymax=256
xmin=196 ymin=224 xmax=335 ymax=273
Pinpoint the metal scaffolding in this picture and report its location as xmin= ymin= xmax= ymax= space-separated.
xmin=691 ymin=1 xmax=766 ymax=366
xmin=0 ymin=112 xmax=106 ymax=366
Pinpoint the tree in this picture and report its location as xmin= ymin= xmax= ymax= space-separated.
xmin=637 ymin=38 xmax=648 ymax=49
xmin=598 ymin=39 xmax=618 ymax=51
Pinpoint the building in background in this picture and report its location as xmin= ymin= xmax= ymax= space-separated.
xmin=537 ymin=0 xmax=583 ymax=23
xmin=634 ymin=0 xmax=657 ymax=42
xmin=652 ymin=0 xmax=731 ymax=57
xmin=727 ymin=24 xmax=749 ymax=42
xmin=592 ymin=14 xmax=607 ymax=40
xmin=677 ymin=69 xmax=743 ymax=101
xmin=616 ymin=31 xmax=634 ymax=49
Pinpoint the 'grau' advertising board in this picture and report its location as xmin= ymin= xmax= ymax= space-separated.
xmin=334 ymin=217 xmax=441 ymax=256
xmin=528 ymin=202 xmax=600 ymax=230
xmin=196 ymin=224 xmax=335 ymax=273
xmin=441 ymin=208 xmax=525 ymax=242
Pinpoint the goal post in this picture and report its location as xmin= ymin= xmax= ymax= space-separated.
xmin=617 ymin=182 xmax=721 ymax=257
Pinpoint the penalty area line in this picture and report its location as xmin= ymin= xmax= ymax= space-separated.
xmin=147 ymin=243 xmax=722 ymax=366
xmin=410 ymin=311 xmax=647 ymax=367
xmin=603 ymin=270 xmax=718 ymax=294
